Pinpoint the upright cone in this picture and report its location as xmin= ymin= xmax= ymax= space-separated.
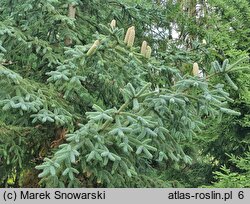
xmin=192 ymin=62 xmax=200 ymax=77
xmin=86 ymin=40 xmax=100 ymax=56
xmin=110 ymin=19 xmax=116 ymax=29
xmin=141 ymin=41 xmax=147 ymax=56
xmin=124 ymin=26 xmax=135 ymax=44
xmin=145 ymin=46 xmax=152 ymax=58
xmin=124 ymin=27 xmax=131 ymax=44
xmin=127 ymin=27 xmax=135 ymax=47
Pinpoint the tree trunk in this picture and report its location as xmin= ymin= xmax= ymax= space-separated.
xmin=65 ymin=4 xmax=76 ymax=46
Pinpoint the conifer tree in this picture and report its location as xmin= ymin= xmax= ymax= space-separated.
xmin=36 ymin=21 xmax=245 ymax=187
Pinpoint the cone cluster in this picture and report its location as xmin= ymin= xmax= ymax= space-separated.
xmin=86 ymin=24 xmax=152 ymax=58
xmin=140 ymin=41 xmax=152 ymax=58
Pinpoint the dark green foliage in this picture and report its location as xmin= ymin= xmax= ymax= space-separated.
xmin=0 ymin=121 xmax=50 ymax=187
xmin=203 ymin=153 xmax=250 ymax=188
